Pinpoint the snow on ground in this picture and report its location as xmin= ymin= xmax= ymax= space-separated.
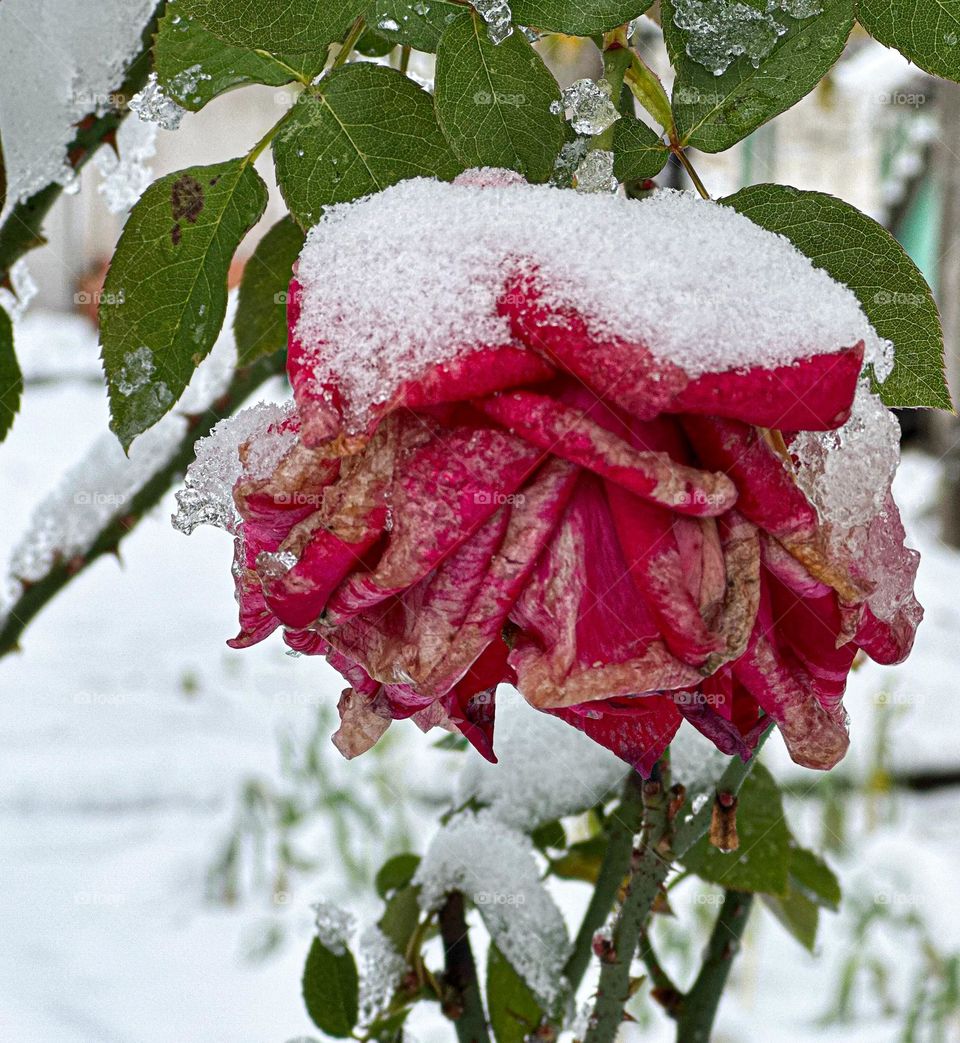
xmin=1 ymin=312 xmax=959 ymax=1041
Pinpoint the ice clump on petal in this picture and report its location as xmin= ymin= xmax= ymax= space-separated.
xmin=357 ymin=926 xmax=406 ymax=1025
xmin=672 ymin=0 xmax=823 ymax=76
xmin=414 ymin=809 xmax=570 ymax=1003
xmin=294 ymin=176 xmax=886 ymax=433
xmin=792 ymin=380 xmax=901 ymax=532
xmin=172 ymin=402 xmax=296 ymax=536
xmin=129 ymin=72 xmax=186 ymax=131
xmin=0 ymin=0 xmax=157 ymax=212
xmin=575 ymin=149 xmax=618 ymax=193
xmin=312 ymin=898 xmax=355 ymax=956
xmin=474 ymin=0 xmax=514 ymax=44
xmin=555 ymin=79 xmax=621 ymax=136
xmin=95 ymin=115 xmax=158 ymax=214
xmin=456 ymin=689 xmax=626 ymax=830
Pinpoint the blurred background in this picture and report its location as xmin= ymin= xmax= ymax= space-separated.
xmin=2 ymin=24 xmax=960 ymax=1043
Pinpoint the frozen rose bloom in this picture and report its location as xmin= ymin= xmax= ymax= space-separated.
xmin=217 ymin=175 xmax=921 ymax=774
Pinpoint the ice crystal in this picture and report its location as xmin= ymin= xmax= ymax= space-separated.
xmin=312 ymin=898 xmax=355 ymax=956
xmin=129 ymin=72 xmax=186 ymax=131
xmin=555 ymin=79 xmax=621 ymax=136
xmin=0 ymin=260 xmax=38 ymax=323
xmin=672 ymin=0 xmax=823 ymax=76
xmin=95 ymin=115 xmax=157 ymax=214
xmin=357 ymin=926 xmax=406 ymax=1025
xmin=574 ymin=149 xmax=618 ymax=193
xmin=474 ymin=0 xmax=514 ymax=44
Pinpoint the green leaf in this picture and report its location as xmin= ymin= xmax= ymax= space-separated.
xmin=663 ymin=0 xmax=854 ymax=152
xmin=531 ymin=820 xmax=566 ymax=852
xmin=273 ymin=63 xmax=461 ymax=227
xmin=611 ymin=115 xmax=669 ymax=182
xmin=101 ymin=158 xmax=268 ymax=448
xmin=762 ymin=887 xmax=820 ymax=952
xmin=355 ymin=26 xmax=397 ymax=57
xmin=0 ymin=307 xmax=21 ymax=443
xmin=154 ymin=6 xmax=320 ymax=111
xmin=857 ymin=0 xmax=960 ymax=82
xmin=235 ymin=216 xmax=304 ymax=365
xmin=681 ymin=764 xmax=792 ymax=896
xmin=378 ymin=884 xmax=421 ymax=954
xmin=723 ymin=184 xmax=952 ymax=409
xmin=789 ymin=845 xmax=841 ymax=911
xmin=367 ymin=0 xmax=463 ymax=50
xmin=487 ymin=943 xmax=543 ymax=1043
xmin=375 ymin=853 xmax=421 ymax=899
xmin=548 ymin=835 xmax=608 ymax=883
xmin=302 ymin=937 xmax=360 ymax=1038
xmin=509 ymin=0 xmax=653 ymax=35
xmin=435 ymin=12 xmax=565 ymax=183
xmin=176 ymin=0 xmax=363 ymax=54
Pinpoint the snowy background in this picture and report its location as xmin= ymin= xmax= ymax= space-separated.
xmin=1 ymin=14 xmax=958 ymax=1042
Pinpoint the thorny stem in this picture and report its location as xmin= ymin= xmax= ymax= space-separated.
xmin=0 ymin=352 xmax=286 ymax=660
xmin=674 ymin=890 xmax=755 ymax=1042
xmin=563 ymin=772 xmax=647 ymax=994
xmin=439 ymin=892 xmax=491 ymax=1043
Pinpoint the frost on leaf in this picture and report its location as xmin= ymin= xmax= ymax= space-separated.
xmin=129 ymin=72 xmax=187 ymax=131
xmin=357 ymin=926 xmax=405 ymax=1026
xmin=672 ymin=0 xmax=824 ymax=76
xmin=414 ymin=809 xmax=571 ymax=1004
xmin=574 ymin=149 xmax=618 ymax=193
xmin=553 ymin=79 xmax=621 ymax=137
xmin=474 ymin=0 xmax=514 ymax=44
xmin=0 ymin=0 xmax=157 ymax=211
xmin=311 ymin=898 xmax=355 ymax=956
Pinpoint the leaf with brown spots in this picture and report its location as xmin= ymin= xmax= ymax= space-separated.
xmin=100 ymin=157 xmax=268 ymax=449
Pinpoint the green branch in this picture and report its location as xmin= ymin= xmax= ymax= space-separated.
xmin=0 ymin=352 xmax=285 ymax=659
xmin=674 ymin=890 xmax=754 ymax=1042
xmin=439 ymin=891 xmax=491 ymax=1043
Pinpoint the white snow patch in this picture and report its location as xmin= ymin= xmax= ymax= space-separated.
xmin=414 ymin=809 xmax=570 ymax=1003
xmin=357 ymin=925 xmax=406 ymax=1025
xmin=311 ymin=898 xmax=355 ymax=956
xmin=0 ymin=0 xmax=157 ymax=212
xmin=294 ymin=176 xmax=887 ymax=434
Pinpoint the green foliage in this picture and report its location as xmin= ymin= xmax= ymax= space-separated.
xmin=100 ymin=158 xmax=268 ymax=448
xmin=681 ymin=764 xmax=793 ymax=895
xmin=724 ymin=184 xmax=953 ymax=409
xmin=789 ymin=845 xmax=841 ymax=911
xmin=435 ymin=12 xmax=565 ymax=183
xmin=0 ymin=307 xmax=21 ymax=443
xmin=367 ymin=0 xmax=462 ymax=50
xmin=549 ymin=835 xmax=608 ymax=883
xmin=611 ymin=116 xmax=669 ymax=182
xmin=762 ymin=887 xmax=820 ymax=952
xmin=663 ymin=0 xmax=855 ymax=152
xmin=302 ymin=937 xmax=360 ymax=1037
xmin=234 ymin=215 xmax=304 ymax=364
xmin=154 ymin=6 xmax=319 ymax=111
xmin=176 ymin=0 xmax=363 ymax=55
xmin=509 ymin=0 xmax=654 ymax=35
xmin=273 ymin=63 xmax=461 ymax=227
xmin=378 ymin=884 xmax=422 ymax=953
xmin=375 ymin=853 xmax=422 ymax=898
xmin=857 ymin=0 xmax=960 ymax=82
xmin=487 ymin=943 xmax=543 ymax=1043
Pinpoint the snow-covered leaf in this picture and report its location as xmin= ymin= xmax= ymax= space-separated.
xmin=101 ymin=159 xmax=268 ymax=448
xmin=302 ymin=938 xmax=360 ymax=1038
xmin=487 ymin=943 xmax=543 ymax=1043
xmin=663 ymin=0 xmax=854 ymax=153
xmin=681 ymin=763 xmax=792 ymax=895
xmin=724 ymin=184 xmax=952 ymax=409
xmin=857 ymin=0 xmax=960 ymax=82
xmin=367 ymin=0 xmax=463 ymax=50
xmin=273 ymin=64 xmax=460 ymax=228
xmin=509 ymin=0 xmax=654 ymax=35
xmin=612 ymin=115 xmax=669 ymax=182
xmin=435 ymin=13 xmax=565 ymax=184
xmin=154 ymin=5 xmax=320 ymax=112
xmin=0 ymin=308 xmax=21 ymax=442
xmin=235 ymin=216 xmax=304 ymax=365
xmin=414 ymin=810 xmax=571 ymax=1004
xmin=176 ymin=0 xmax=363 ymax=55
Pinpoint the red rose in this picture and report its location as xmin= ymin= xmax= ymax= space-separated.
xmin=181 ymin=173 xmax=920 ymax=774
